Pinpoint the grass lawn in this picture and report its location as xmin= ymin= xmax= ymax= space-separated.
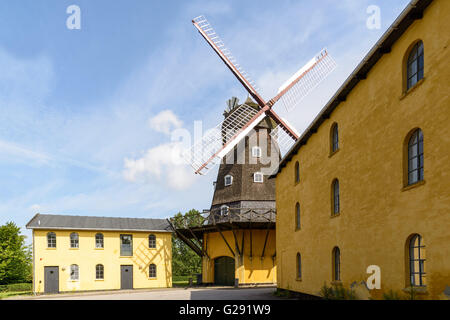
xmin=0 ymin=283 xmax=33 ymax=299
xmin=173 ymin=275 xmax=196 ymax=287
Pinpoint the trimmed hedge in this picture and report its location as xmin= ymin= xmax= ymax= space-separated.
xmin=0 ymin=283 xmax=32 ymax=293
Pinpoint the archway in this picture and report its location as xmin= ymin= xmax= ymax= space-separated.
xmin=214 ymin=256 xmax=235 ymax=286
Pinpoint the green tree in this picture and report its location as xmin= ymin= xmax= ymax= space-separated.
xmin=0 ymin=222 xmax=32 ymax=284
xmin=171 ymin=209 xmax=204 ymax=276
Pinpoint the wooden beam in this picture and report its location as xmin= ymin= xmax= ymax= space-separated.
xmin=261 ymin=223 xmax=272 ymax=259
xmin=166 ymin=219 xmax=203 ymax=257
xmin=231 ymin=226 xmax=241 ymax=257
xmin=187 ymin=224 xmax=210 ymax=260
xmin=216 ymin=225 xmax=235 ymax=257
xmin=241 ymin=230 xmax=245 ymax=258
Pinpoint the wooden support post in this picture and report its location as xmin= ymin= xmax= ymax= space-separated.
xmin=231 ymin=227 xmax=241 ymax=257
xmin=240 ymin=230 xmax=245 ymax=258
xmin=166 ymin=219 xmax=204 ymax=257
xmin=187 ymin=225 xmax=210 ymax=260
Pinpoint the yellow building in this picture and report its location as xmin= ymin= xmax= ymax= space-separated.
xmin=274 ymin=0 xmax=449 ymax=299
xmin=26 ymin=213 xmax=172 ymax=294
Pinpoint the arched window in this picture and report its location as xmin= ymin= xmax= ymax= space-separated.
xmin=332 ymin=247 xmax=340 ymax=281
xmin=70 ymin=264 xmax=79 ymax=281
xmin=332 ymin=179 xmax=340 ymax=215
xmin=407 ymin=129 xmax=424 ymax=185
xmin=296 ymin=253 xmax=302 ymax=279
xmin=220 ymin=205 xmax=229 ymax=216
xmin=148 ymin=234 xmax=156 ymax=249
xmin=224 ymin=175 xmax=233 ymax=186
xmin=149 ymin=264 xmax=157 ymax=278
xmin=95 ymin=233 xmax=104 ymax=248
xmin=295 ymin=162 xmax=300 ymax=183
xmin=331 ymin=123 xmax=339 ymax=154
xmin=96 ymin=264 xmax=104 ymax=280
xmin=409 ymin=234 xmax=426 ymax=287
xmin=295 ymin=203 xmax=301 ymax=230
xmin=47 ymin=232 xmax=56 ymax=248
xmin=407 ymin=41 xmax=424 ymax=90
xmin=70 ymin=232 xmax=79 ymax=248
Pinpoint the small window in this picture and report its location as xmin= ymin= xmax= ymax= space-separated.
xmin=149 ymin=264 xmax=157 ymax=278
xmin=295 ymin=203 xmax=301 ymax=230
xmin=332 ymin=179 xmax=340 ymax=215
xmin=70 ymin=264 xmax=79 ymax=281
xmin=252 ymin=146 xmax=262 ymax=158
xmin=254 ymin=172 xmax=263 ymax=183
xmin=332 ymin=247 xmax=340 ymax=281
xmin=149 ymin=234 xmax=156 ymax=249
xmin=295 ymin=162 xmax=300 ymax=183
xmin=120 ymin=234 xmax=133 ymax=256
xmin=96 ymin=264 xmax=104 ymax=280
xmin=47 ymin=232 xmax=56 ymax=248
xmin=407 ymin=129 xmax=424 ymax=185
xmin=220 ymin=205 xmax=229 ymax=216
xmin=409 ymin=234 xmax=426 ymax=287
xmin=296 ymin=253 xmax=302 ymax=279
xmin=407 ymin=41 xmax=424 ymax=90
xmin=95 ymin=233 xmax=104 ymax=248
xmin=224 ymin=175 xmax=233 ymax=186
xmin=70 ymin=232 xmax=79 ymax=248
xmin=331 ymin=123 xmax=339 ymax=153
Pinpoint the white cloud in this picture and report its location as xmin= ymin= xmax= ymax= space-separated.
xmin=123 ymin=142 xmax=196 ymax=190
xmin=148 ymin=110 xmax=183 ymax=135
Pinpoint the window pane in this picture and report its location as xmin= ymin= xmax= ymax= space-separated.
xmin=409 ymin=171 xmax=418 ymax=184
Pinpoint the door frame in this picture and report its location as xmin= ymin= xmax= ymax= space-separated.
xmin=120 ymin=265 xmax=133 ymax=290
xmin=44 ymin=266 xmax=59 ymax=294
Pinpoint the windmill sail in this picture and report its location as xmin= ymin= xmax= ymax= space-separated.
xmin=274 ymin=49 xmax=337 ymax=112
xmin=192 ymin=16 xmax=266 ymax=107
xmin=185 ymin=104 xmax=266 ymax=175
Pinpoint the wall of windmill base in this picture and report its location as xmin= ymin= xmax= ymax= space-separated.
xmin=202 ymin=229 xmax=277 ymax=285
xmin=33 ymin=229 xmax=172 ymax=293
xmin=275 ymin=0 xmax=450 ymax=300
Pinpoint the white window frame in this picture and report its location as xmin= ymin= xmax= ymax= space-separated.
xmin=224 ymin=175 xmax=233 ymax=186
xmin=254 ymin=172 xmax=264 ymax=183
xmin=252 ymin=146 xmax=262 ymax=158
xmin=220 ymin=205 xmax=229 ymax=216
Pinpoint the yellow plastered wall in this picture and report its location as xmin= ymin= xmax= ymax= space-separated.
xmin=276 ymin=0 xmax=450 ymax=299
xmin=202 ymin=230 xmax=276 ymax=284
xmin=33 ymin=229 xmax=172 ymax=293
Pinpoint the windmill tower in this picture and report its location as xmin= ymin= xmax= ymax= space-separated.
xmin=170 ymin=15 xmax=336 ymax=286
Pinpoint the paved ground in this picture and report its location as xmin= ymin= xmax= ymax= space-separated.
xmin=8 ymin=286 xmax=284 ymax=300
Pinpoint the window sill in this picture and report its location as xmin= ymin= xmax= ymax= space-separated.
xmin=331 ymin=281 xmax=342 ymax=286
xmin=400 ymin=77 xmax=426 ymax=100
xmin=296 ymin=278 xmax=302 ymax=282
xmin=69 ymin=248 xmax=79 ymax=250
xmin=402 ymin=180 xmax=426 ymax=192
xmin=46 ymin=248 xmax=57 ymax=250
xmin=330 ymin=213 xmax=341 ymax=219
xmin=329 ymin=149 xmax=340 ymax=158
xmin=148 ymin=277 xmax=157 ymax=280
xmin=119 ymin=256 xmax=133 ymax=258
xmin=94 ymin=248 xmax=104 ymax=250
xmin=295 ymin=228 xmax=301 ymax=232
xmin=95 ymin=279 xmax=104 ymax=281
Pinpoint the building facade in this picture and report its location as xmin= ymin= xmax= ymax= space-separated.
xmin=27 ymin=214 xmax=172 ymax=294
xmin=275 ymin=0 xmax=449 ymax=299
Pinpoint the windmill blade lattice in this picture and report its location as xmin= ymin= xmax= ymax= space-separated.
xmin=275 ymin=49 xmax=337 ymax=112
xmin=185 ymin=104 xmax=266 ymax=175
xmin=192 ymin=16 xmax=262 ymax=99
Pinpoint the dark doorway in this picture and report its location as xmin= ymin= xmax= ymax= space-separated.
xmin=214 ymin=256 xmax=235 ymax=286
xmin=120 ymin=265 xmax=133 ymax=289
xmin=44 ymin=266 xmax=59 ymax=294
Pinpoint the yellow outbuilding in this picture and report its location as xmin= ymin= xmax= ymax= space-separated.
xmin=274 ymin=0 xmax=449 ymax=299
xmin=26 ymin=213 xmax=172 ymax=294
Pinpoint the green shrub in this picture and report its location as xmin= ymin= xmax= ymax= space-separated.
xmin=320 ymin=282 xmax=356 ymax=300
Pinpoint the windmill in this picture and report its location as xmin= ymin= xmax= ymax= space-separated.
xmin=186 ymin=15 xmax=337 ymax=175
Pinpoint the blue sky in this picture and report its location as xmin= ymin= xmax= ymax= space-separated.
xmin=0 ymin=0 xmax=411 ymax=243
